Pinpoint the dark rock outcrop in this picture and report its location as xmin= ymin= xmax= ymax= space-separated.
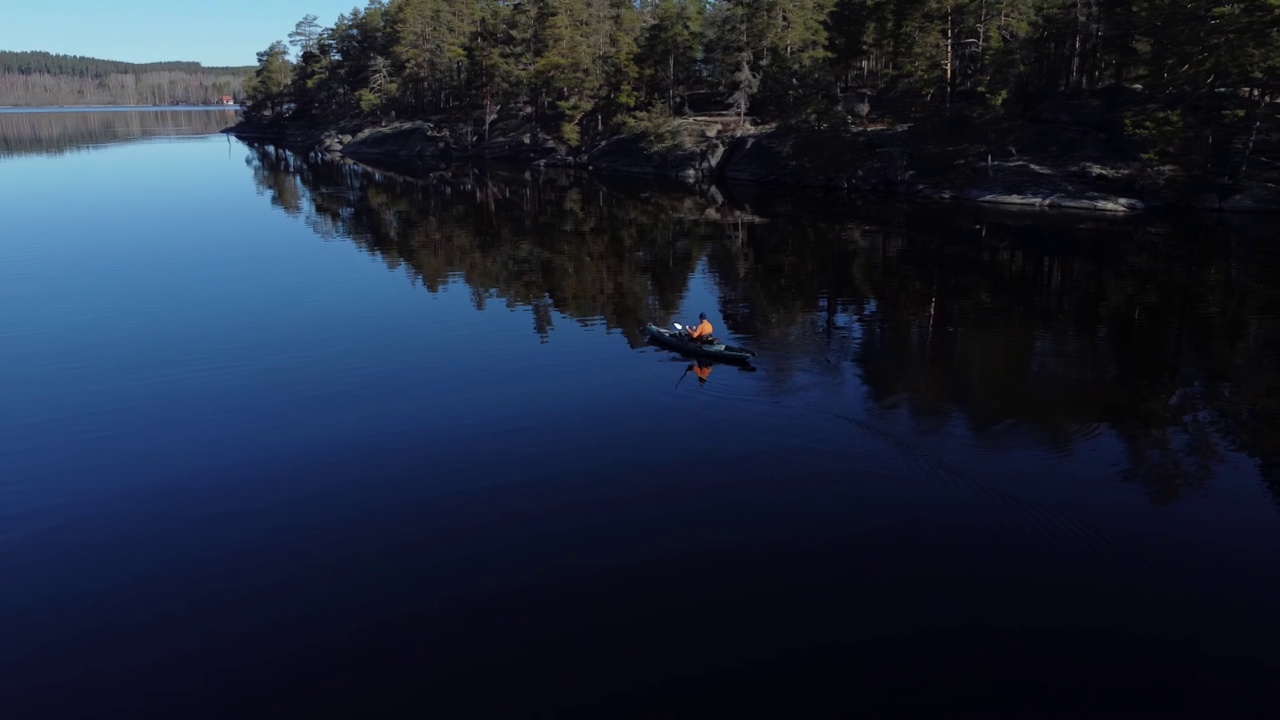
xmin=1219 ymin=184 xmax=1280 ymax=213
xmin=226 ymin=107 xmax=1276 ymax=214
xmin=471 ymin=132 xmax=563 ymax=164
xmin=961 ymin=189 xmax=1144 ymax=212
xmin=583 ymin=133 xmax=724 ymax=186
xmin=718 ymin=135 xmax=782 ymax=185
xmin=342 ymin=122 xmax=457 ymax=162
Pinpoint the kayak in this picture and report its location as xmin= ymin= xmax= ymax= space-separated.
xmin=644 ymin=323 xmax=757 ymax=364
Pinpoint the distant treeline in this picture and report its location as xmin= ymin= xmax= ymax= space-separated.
xmin=0 ymin=51 xmax=253 ymax=106
xmin=0 ymin=51 xmax=252 ymax=77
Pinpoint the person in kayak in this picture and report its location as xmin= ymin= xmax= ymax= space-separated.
xmin=685 ymin=312 xmax=714 ymax=343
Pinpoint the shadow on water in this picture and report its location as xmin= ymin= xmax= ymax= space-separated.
xmin=243 ymin=142 xmax=1280 ymax=510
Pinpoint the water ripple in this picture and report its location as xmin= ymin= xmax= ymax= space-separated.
xmin=812 ymin=407 xmax=1203 ymax=585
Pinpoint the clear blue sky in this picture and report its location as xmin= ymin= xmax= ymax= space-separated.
xmin=0 ymin=0 xmax=363 ymax=67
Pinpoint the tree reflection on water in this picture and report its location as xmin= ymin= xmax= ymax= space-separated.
xmin=245 ymin=143 xmax=1280 ymax=508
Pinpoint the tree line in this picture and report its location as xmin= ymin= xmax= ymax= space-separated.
xmin=0 ymin=51 xmax=251 ymax=77
xmin=243 ymin=0 xmax=1279 ymax=167
xmin=0 ymin=50 xmax=252 ymax=106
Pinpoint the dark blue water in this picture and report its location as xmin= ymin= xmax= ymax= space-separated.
xmin=2 ymin=110 xmax=1279 ymax=717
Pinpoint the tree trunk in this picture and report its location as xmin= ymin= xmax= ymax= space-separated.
xmin=1240 ymin=117 xmax=1261 ymax=178
xmin=945 ymin=2 xmax=953 ymax=109
xmin=1071 ymin=0 xmax=1083 ymax=90
xmin=978 ymin=0 xmax=987 ymax=77
xmin=668 ymin=52 xmax=674 ymax=113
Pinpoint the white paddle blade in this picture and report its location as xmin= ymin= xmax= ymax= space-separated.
xmin=672 ymin=322 xmax=683 ymax=330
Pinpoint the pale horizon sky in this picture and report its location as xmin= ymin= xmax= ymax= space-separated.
xmin=0 ymin=1 xmax=363 ymax=67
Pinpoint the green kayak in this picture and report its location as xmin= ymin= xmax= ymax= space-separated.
xmin=644 ymin=322 xmax=757 ymax=364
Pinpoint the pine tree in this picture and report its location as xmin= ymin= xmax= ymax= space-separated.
xmin=595 ymin=0 xmax=644 ymax=134
xmin=531 ymin=0 xmax=600 ymax=144
xmin=639 ymin=0 xmax=704 ymax=113
xmin=464 ymin=0 xmax=520 ymax=141
xmin=391 ymin=0 xmax=473 ymax=113
xmin=759 ymin=0 xmax=838 ymax=120
xmin=243 ymin=41 xmax=294 ymax=118
xmin=705 ymin=0 xmax=769 ymax=127
xmin=289 ymin=14 xmax=323 ymax=56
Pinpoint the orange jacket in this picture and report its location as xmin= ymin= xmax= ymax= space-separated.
xmin=687 ymin=319 xmax=713 ymax=340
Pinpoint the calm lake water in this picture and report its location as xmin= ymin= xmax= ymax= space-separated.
xmin=2 ymin=109 xmax=1279 ymax=717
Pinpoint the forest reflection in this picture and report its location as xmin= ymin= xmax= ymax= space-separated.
xmin=0 ymin=107 xmax=239 ymax=159
xmin=245 ymin=143 xmax=1280 ymax=508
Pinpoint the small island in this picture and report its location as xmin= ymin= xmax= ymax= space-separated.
xmin=226 ymin=0 xmax=1280 ymax=213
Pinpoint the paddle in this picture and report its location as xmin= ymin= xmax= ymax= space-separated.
xmin=675 ymin=362 xmax=693 ymax=388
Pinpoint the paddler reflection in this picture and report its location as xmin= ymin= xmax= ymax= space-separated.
xmin=676 ymin=358 xmax=714 ymax=388
xmin=689 ymin=359 xmax=713 ymax=385
xmin=675 ymin=358 xmax=755 ymax=388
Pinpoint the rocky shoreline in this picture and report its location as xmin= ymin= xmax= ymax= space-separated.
xmin=225 ymin=117 xmax=1280 ymax=214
